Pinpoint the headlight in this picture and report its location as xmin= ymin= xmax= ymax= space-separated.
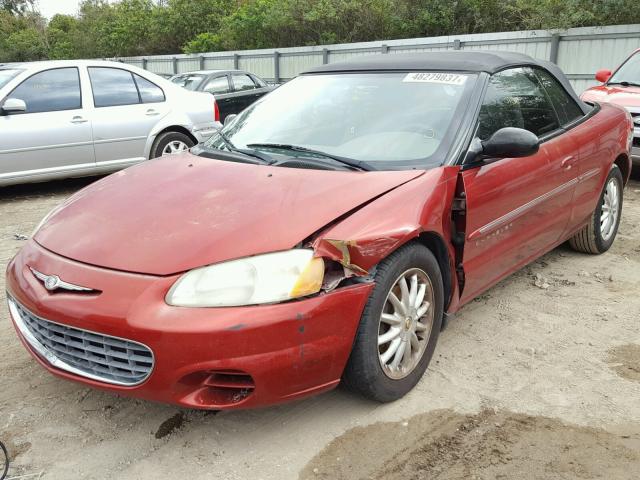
xmin=166 ymin=249 xmax=325 ymax=307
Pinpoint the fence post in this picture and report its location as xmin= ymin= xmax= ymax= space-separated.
xmin=453 ymin=39 xmax=461 ymax=50
xmin=322 ymin=48 xmax=329 ymax=64
xmin=172 ymin=57 xmax=178 ymax=74
xmin=199 ymin=55 xmax=205 ymax=70
xmin=274 ymin=51 xmax=280 ymax=83
xmin=233 ymin=53 xmax=240 ymax=70
xmin=142 ymin=58 xmax=148 ymax=70
xmin=381 ymin=44 xmax=389 ymax=54
xmin=549 ymin=33 xmax=561 ymax=64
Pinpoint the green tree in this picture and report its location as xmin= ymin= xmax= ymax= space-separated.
xmin=183 ymin=32 xmax=224 ymax=54
xmin=4 ymin=27 xmax=47 ymax=60
xmin=47 ymin=14 xmax=82 ymax=59
xmin=2 ymin=0 xmax=640 ymax=61
xmin=1 ymin=0 xmax=33 ymax=15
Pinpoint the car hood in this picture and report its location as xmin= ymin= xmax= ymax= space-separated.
xmin=34 ymin=153 xmax=424 ymax=275
xmin=582 ymin=85 xmax=640 ymax=108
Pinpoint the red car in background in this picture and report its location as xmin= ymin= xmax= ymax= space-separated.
xmin=582 ymin=48 xmax=640 ymax=167
xmin=6 ymin=52 xmax=633 ymax=410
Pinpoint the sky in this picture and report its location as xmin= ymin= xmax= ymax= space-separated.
xmin=36 ymin=0 xmax=82 ymax=18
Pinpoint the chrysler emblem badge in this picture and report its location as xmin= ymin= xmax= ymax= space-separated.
xmin=43 ymin=275 xmax=61 ymax=291
xmin=29 ymin=267 xmax=94 ymax=293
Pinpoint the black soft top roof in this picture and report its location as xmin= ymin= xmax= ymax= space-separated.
xmin=304 ymin=51 xmax=540 ymax=75
xmin=304 ymin=51 xmax=590 ymax=114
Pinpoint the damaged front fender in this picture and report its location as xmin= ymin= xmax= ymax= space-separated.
xmin=311 ymin=167 xmax=461 ymax=307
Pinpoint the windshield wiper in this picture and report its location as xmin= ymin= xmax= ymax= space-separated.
xmin=608 ymin=80 xmax=640 ymax=88
xmin=246 ymin=143 xmax=374 ymax=171
xmin=213 ymin=131 xmax=275 ymax=164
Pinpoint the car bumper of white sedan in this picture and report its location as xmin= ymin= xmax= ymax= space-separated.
xmin=191 ymin=122 xmax=222 ymax=143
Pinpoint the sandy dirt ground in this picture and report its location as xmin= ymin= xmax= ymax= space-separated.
xmin=0 ymin=175 xmax=639 ymax=480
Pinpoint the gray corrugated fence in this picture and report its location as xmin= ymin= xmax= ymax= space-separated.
xmin=113 ymin=24 xmax=640 ymax=93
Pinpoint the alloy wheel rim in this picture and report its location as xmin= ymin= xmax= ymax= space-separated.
xmin=600 ymin=178 xmax=620 ymax=241
xmin=378 ymin=268 xmax=434 ymax=380
xmin=162 ymin=140 xmax=189 ymax=155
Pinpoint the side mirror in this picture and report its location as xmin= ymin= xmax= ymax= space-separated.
xmin=595 ymin=69 xmax=612 ymax=83
xmin=2 ymin=98 xmax=26 ymax=114
xmin=224 ymin=113 xmax=237 ymax=126
xmin=465 ymin=127 xmax=539 ymax=165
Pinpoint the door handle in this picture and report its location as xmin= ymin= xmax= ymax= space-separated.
xmin=561 ymin=156 xmax=576 ymax=170
xmin=70 ymin=116 xmax=88 ymax=124
xmin=146 ymin=109 xmax=160 ymax=116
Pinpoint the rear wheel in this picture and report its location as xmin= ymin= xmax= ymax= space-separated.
xmin=342 ymin=243 xmax=443 ymax=402
xmin=150 ymin=131 xmax=195 ymax=159
xmin=569 ymin=165 xmax=623 ymax=254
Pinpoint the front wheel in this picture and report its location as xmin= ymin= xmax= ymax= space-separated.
xmin=569 ymin=165 xmax=623 ymax=254
xmin=342 ymin=243 xmax=443 ymax=402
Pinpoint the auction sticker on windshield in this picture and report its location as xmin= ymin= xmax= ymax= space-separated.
xmin=403 ymin=72 xmax=467 ymax=85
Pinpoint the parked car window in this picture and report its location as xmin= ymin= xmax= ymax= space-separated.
xmin=608 ymin=52 xmax=640 ymax=85
xmin=534 ymin=68 xmax=583 ymax=125
xmin=89 ymin=67 xmax=139 ymax=107
xmin=477 ymin=67 xmax=560 ymax=140
xmin=6 ymin=68 xmax=81 ymax=114
xmin=171 ymin=74 xmax=205 ymax=91
xmin=133 ymin=74 xmax=165 ymax=103
xmin=251 ymin=75 xmax=267 ymax=88
xmin=0 ymin=68 xmax=23 ymax=89
xmin=203 ymin=76 xmax=230 ymax=95
xmin=231 ymin=74 xmax=257 ymax=91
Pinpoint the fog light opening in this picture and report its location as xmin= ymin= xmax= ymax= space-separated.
xmin=202 ymin=370 xmax=256 ymax=405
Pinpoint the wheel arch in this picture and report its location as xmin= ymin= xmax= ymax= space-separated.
xmin=614 ymin=153 xmax=631 ymax=186
xmin=415 ymin=232 xmax=454 ymax=312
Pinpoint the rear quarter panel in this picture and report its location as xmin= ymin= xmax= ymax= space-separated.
xmin=570 ymin=103 xmax=632 ymax=231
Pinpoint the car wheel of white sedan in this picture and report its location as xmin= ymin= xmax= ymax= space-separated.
xmin=150 ymin=131 xmax=195 ymax=159
xmin=569 ymin=164 xmax=623 ymax=254
xmin=162 ymin=140 xmax=190 ymax=155
xmin=342 ymin=242 xmax=443 ymax=402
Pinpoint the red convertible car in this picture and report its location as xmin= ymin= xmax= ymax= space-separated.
xmin=6 ymin=52 xmax=633 ymax=409
xmin=581 ymin=48 xmax=640 ymax=167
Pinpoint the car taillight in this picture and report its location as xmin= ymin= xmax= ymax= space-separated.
xmin=214 ymin=100 xmax=220 ymax=122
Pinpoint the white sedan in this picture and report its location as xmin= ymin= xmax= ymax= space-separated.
xmin=0 ymin=60 xmax=220 ymax=186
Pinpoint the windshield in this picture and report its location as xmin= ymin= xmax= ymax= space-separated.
xmin=0 ymin=68 xmax=23 ymax=89
xmin=170 ymin=73 xmax=206 ymax=90
xmin=609 ymin=52 xmax=640 ymax=85
xmin=205 ymin=72 xmax=476 ymax=169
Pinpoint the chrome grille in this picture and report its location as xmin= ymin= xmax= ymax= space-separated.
xmin=8 ymin=297 xmax=153 ymax=386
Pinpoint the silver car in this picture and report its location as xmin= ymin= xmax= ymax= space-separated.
xmin=0 ymin=60 xmax=220 ymax=186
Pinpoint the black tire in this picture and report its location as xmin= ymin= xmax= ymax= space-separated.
xmin=149 ymin=131 xmax=195 ymax=159
xmin=569 ymin=165 xmax=623 ymax=254
xmin=342 ymin=242 xmax=444 ymax=402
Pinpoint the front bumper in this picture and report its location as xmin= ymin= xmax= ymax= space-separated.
xmin=6 ymin=241 xmax=372 ymax=409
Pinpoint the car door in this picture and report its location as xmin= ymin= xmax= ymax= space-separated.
xmin=88 ymin=66 xmax=169 ymax=165
xmin=459 ymin=67 xmax=579 ymax=304
xmin=230 ymin=73 xmax=262 ymax=110
xmin=201 ymin=74 xmax=234 ymax=122
xmin=0 ymin=67 xmax=94 ymax=178
xmin=533 ymin=68 xmax=603 ymax=231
